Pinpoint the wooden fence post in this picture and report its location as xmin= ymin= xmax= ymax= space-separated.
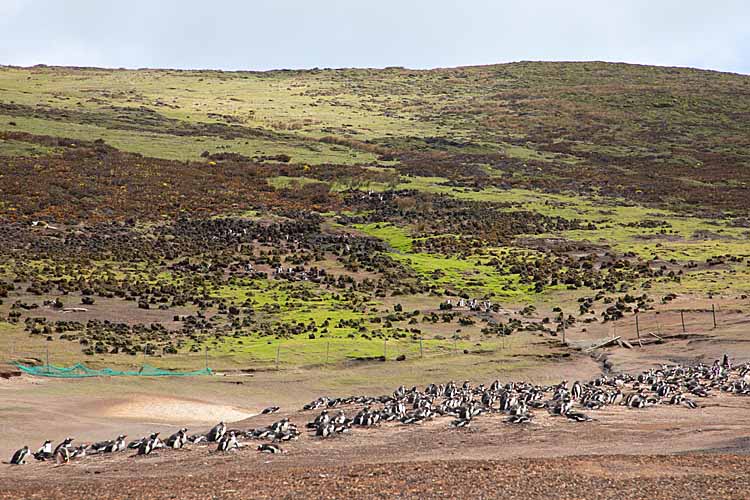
xmin=419 ymin=337 xmax=424 ymax=358
xmin=383 ymin=338 xmax=387 ymax=361
xmin=712 ymin=304 xmax=717 ymax=329
xmin=275 ymin=343 xmax=281 ymax=370
xmin=635 ymin=313 xmax=640 ymax=340
xmin=325 ymin=341 xmax=330 ymax=365
xmin=681 ymin=310 xmax=686 ymax=333
xmin=636 ymin=313 xmax=642 ymax=347
xmin=204 ymin=346 xmax=209 ymax=371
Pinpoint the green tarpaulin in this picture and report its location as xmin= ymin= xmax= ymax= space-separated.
xmin=14 ymin=362 xmax=212 ymax=378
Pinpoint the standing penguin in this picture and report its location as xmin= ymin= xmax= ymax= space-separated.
xmin=148 ymin=433 xmax=162 ymax=450
xmin=722 ymin=354 xmax=732 ymax=371
xmin=165 ymin=428 xmax=188 ymax=449
xmin=54 ymin=438 xmax=74 ymax=456
xmin=54 ymin=438 xmax=74 ymax=464
xmin=571 ymin=381 xmax=583 ymax=400
xmin=207 ymin=421 xmax=227 ymax=442
xmin=216 ymin=431 xmax=238 ymax=452
xmin=10 ymin=446 xmax=30 ymax=465
xmin=137 ymin=435 xmax=157 ymax=456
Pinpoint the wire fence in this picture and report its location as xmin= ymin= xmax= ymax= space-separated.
xmin=7 ymin=334 xmax=518 ymax=376
xmin=565 ymin=304 xmax=740 ymax=350
xmin=596 ymin=305 xmax=732 ymax=344
xmin=632 ymin=307 xmax=720 ymax=337
xmin=5 ymin=305 xmax=737 ymax=377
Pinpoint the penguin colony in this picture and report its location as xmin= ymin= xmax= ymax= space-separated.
xmin=8 ymin=355 xmax=744 ymax=466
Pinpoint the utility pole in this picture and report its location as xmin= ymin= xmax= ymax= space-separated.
xmin=325 ymin=341 xmax=330 ymax=365
xmin=46 ymin=345 xmax=50 ymax=374
xmin=275 ymin=343 xmax=281 ymax=370
xmin=204 ymin=346 xmax=209 ymax=371
xmin=419 ymin=337 xmax=424 ymax=358
xmin=383 ymin=338 xmax=387 ymax=361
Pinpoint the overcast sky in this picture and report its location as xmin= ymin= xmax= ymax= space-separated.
xmin=1 ymin=0 xmax=749 ymax=74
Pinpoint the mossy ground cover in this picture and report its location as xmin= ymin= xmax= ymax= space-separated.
xmin=346 ymin=175 xmax=750 ymax=304
xmin=0 ymin=115 xmax=376 ymax=165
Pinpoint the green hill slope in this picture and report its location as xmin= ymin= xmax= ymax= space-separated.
xmin=1 ymin=62 xmax=749 ymax=215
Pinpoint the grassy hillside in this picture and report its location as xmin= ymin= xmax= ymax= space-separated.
xmin=1 ymin=62 xmax=749 ymax=214
xmin=0 ymin=62 xmax=749 ymax=371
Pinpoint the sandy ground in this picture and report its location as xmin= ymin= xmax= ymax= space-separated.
xmin=3 ymin=393 xmax=750 ymax=499
xmin=102 ymin=396 xmax=255 ymax=424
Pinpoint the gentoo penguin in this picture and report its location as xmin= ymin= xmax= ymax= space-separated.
xmin=92 ymin=435 xmax=126 ymax=454
xmin=270 ymin=418 xmax=290 ymax=433
xmin=261 ymin=406 xmax=280 ymax=414
xmin=10 ymin=446 xmax=30 ymax=465
xmin=128 ymin=433 xmax=159 ymax=450
xmin=450 ymin=417 xmax=471 ymax=428
xmin=149 ymin=433 xmax=162 ymax=450
xmin=315 ymin=422 xmax=335 ymax=438
xmin=682 ymin=397 xmax=698 ymax=409
xmin=307 ymin=410 xmax=330 ymax=429
xmin=107 ymin=435 xmax=128 ymax=453
xmin=571 ymin=381 xmax=583 ymax=400
xmin=216 ymin=431 xmax=239 ymax=452
xmin=54 ymin=438 xmax=74 ymax=456
xmin=54 ymin=438 xmax=74 ymax=464
xmin=71 ymin=444 xmax=87 ymax=459
xmin=332 ymin=410 xmax=347 ymax=426
xmin=207 ymin=421 xmax=227 ymax=442
xmin=563 ymin=406 xmax=592 ymax=422
xmin=257 ymin=443 xmax=283 ymax=454
xmin=34 ymin=440 xmax=53 ymax=461
xmin=273 ymin=429 xmax=299 ymax=442
xmin=165 ymin=428 xmax=188 ymax=449
xmin=137 ymin=435 xmax=158 ymax=456
xmin=187 ymin=434 xmax=207 ymax=444
xmin=506 ymin=413 xmax=533 ymax=424
xmin=722 ymin=354 xmax=732 ymax=371
xmin=547 ymin=398 xmax=567 ymax=416
xmin=127 ymin=437 xmax=145 ymax=450
xmin=394 ymin=385 xmax=406 ymax=398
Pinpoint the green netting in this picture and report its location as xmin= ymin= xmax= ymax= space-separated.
xmin=13 ymin=362 xmax=212 ymax=378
